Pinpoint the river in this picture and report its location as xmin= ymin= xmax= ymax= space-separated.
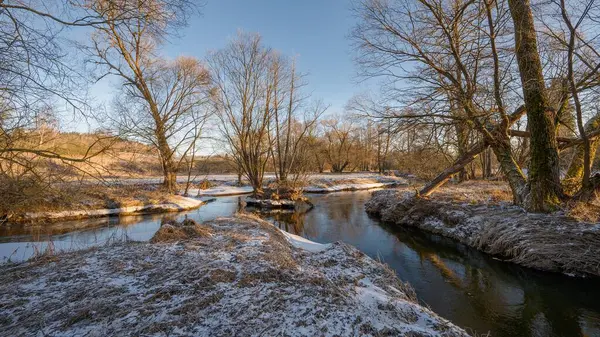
xmin=1 ymin=190 xmax=599 ymax=337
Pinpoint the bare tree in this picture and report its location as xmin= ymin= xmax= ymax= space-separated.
xmin=0 ymin=0 xmax=148 ymax=198
xmin=375 ymin=120 xmax=393 ymax=173
xmin=507 ymin=0 xmax=562 ymax=210
xmin=110 ymin=57 xmax=211 ymax=193
xmin=208 ymin=32 xmax=273 ymax=195
xmin=351 ymin=0 xmax=600 ymax=211
xmin=322 ymin=117 xmax=355 ymax=173
xmin=539 ymin=0 xmax=600 ymax=197
xmin=87 ymin=0 xmax=206 ymax=193
xmin=352 ymin=0 xmax=532 ymax=203
xmin=267 ymin=56 xmax=327 ymax=186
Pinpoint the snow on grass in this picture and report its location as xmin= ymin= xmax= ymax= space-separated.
xmin=0 ymin=214 xmax=468 ymax=337
xmin=185 ymin=174 xmax=408 ymax=196
xmin=23 ymin=195 xmax=204 ymax=222
xmin=304 ymin=182 xmax=399 ymax=193
xmin=303 ymin=176 xmax=408 ymax=193
xmin=189 ymin=185 xmax=253 ymax=197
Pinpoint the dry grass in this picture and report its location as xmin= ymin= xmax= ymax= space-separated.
xmin=473 ymin=213 xmax=600 ymax=276
xmin=565 ymin=199 xmax=600 ymax=222
xmin=418 ymin=180 xmax=513 ymax=204
xmin=150 ymin=218 xmax=212 ymax=243
xmin=197 ymin=179 xmax=216 ymax=190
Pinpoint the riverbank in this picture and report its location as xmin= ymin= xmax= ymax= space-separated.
xmin=2 ymin=184 xmax=205 ymax=224
xmin=366 ymin=184 xmax=600 ymax=278
xmin=0 ymin=215 xmax=468 ymax=337
xmin=22 ymin=195 xmax=204 ymax=222
xmin=2 ymin=173 xmax=406 ymax=225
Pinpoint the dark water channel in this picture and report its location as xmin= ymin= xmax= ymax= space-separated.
xmin=1 ymin=191 xmax=599 ymax=337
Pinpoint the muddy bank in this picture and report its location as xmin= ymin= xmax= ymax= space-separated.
xmin=366 ymin=189 xmax=600 ymax=277
xmin=0 ymin=215 xmax=467 ymax=337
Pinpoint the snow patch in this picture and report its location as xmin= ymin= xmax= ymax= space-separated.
xmin=279 ymin=229 xmax=331 ymax=252
xmin=192 ymin=185 xmax=253 ymax=196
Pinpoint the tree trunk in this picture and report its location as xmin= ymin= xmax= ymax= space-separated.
xmin=489 ymin=136 xmax=527 ymax=204
xmin=564 ymin=114 xmax=600 ymax=195
xmin=158 ymin=142 xmax=177 ymax=193
xmin=508 ymin=0 xmax=562 ymax=211
xmin=163 ymin=164 xmax=177 ymax=193
xmin=455 ymin=122 xmax=470 ymax=182
xmin=482 ymin=148 xmax=493 ymax=179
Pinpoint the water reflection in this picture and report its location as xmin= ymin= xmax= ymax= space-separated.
xmin=1 ymin=191 xmax=599 ymax=337
xmin=259 ymin=192 xmax=600 ymax=337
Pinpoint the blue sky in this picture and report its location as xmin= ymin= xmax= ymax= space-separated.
xmin=75 ymin=0 xmax=374 ymax=134
xmin=166 ymin=0 xmax=369 ymax=113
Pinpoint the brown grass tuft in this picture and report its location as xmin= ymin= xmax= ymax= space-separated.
xmin=150 ymin=218 xmax=211 ymax=243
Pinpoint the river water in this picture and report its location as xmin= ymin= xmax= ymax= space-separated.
xmin=1 ymin=191 xmax=599 ymax=337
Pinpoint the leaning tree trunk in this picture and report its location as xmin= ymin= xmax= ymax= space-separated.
xmin=508 ymin=0 xmax=562 ymax=212
xmin=420 ymin=106 xmax=528 ymax=198
xmin=420 ymin=142 xmax=488 ymax=197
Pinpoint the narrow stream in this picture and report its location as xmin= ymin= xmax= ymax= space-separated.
xmin=1 ymin=191 xmax=599 ymax=337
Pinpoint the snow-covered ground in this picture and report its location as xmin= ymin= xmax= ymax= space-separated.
xmin=22 ymin=196 xmax=204 ymax=222
xmin=304 ymin=182 xmax=399 ymax=193
xmin=185 ymin=174 xmax=408 ymax=196
xmin=0 ymin=215 xmax=468 ymax=337
xmin=190 ymin=185 xmax=254 ymax=197
xmin=103 ymin=172 xmax=408 ymax=186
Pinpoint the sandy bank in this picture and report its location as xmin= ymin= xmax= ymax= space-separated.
xmin=0 ymin=215 xmax=468 ymax=337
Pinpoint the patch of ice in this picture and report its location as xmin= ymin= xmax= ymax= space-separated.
xmin=279 ymin=230 xmax=331 ymax=252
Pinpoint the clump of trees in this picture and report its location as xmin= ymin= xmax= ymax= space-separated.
xmin=208 ymin=32 xmax=325 ymax=197
xmin=351 ymin=0 xmax=600 ymax=212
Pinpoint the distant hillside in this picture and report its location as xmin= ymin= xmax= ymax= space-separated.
xmin=12 ymin=131 xmax=163 ymax=178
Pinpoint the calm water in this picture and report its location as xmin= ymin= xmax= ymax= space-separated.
xmin=1 ymin=191 xmax=599 ymax=337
